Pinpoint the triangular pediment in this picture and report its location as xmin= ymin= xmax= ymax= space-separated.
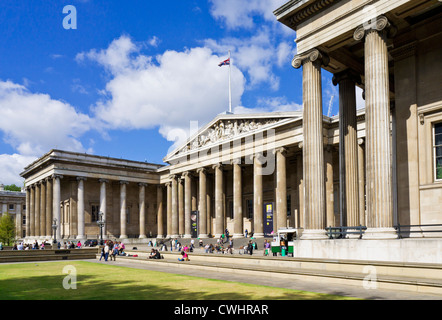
xmin=164 ymin=111 xmax=302 ymax=163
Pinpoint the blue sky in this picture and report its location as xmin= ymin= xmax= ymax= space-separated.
xmin=0 ymin=0 xmax=344 ymax=186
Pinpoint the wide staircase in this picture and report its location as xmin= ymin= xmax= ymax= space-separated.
xmin=0 ymin=247 xmax=99 ymax=263
xmin=113 ymin=237 xmax=442 ymax=296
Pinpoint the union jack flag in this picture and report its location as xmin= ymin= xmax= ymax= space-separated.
xmin=218 ymin=58 xmax=230 ymax=67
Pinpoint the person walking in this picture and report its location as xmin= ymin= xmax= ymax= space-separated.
xmin=247 ymin=240 xmax=253 ymax=255
xmin=99 ymin=245 xmax=106 ymax=261
xmin=104 ymin=242 xmax=110 ymax=261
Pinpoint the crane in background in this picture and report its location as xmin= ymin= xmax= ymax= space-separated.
xmin=327 ymin=94 xmax=335 ymax=117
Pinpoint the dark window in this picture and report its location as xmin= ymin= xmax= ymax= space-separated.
xmin=91 ymin=205 xmax=100 ymax=222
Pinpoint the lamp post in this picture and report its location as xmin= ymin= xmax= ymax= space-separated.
xmin=97 ymin=211 xmax=105 ymax=245
xmin=52 ymin=218 xmax=58 ymax=245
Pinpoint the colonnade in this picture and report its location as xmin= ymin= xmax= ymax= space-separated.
xmin=25 ymin=175 xmax=152 ymax=241
xmin=160 ymin=149 xmax=289 ymax=239
xmin=292 ymin=15 xmax=396 ymax=239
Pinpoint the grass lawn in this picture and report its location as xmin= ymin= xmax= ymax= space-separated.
xmin=0 ymin=261 xmax=359 ymax=300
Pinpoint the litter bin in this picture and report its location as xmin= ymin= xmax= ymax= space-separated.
xmin=281 ymin=246 xmax=287 ymax=257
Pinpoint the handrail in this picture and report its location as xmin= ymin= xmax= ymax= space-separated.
xmin=325 ymin=225 xmax=367 ymax=239
xmin=394 ymin=224 xmax=442 ymax=239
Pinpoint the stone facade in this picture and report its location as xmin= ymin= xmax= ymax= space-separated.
xmin=0 ymin=184 xmax=26 ymax=238
xmin=17 ymin=0 xmax=442 ymax=262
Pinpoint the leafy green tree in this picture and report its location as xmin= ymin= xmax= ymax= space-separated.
xmin=0 ymin=212 xmax=16 ymax=246
xmin=4 ymin=184 xmax=22 ymax=192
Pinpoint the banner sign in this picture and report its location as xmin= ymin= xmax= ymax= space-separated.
xmin=191 ymin=210 xmax=198 ymax=238
xmin=263 ymin=203 xmax=274 ymax=237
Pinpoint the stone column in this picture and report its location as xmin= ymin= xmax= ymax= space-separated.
xmin=325 ymin=145 xmax=335 ymax=227
xmin=99 ymin=179 xmax=108 ymax=237
xmin=197 ymin=168 xmax=208 ymax=238
xmin=53 ymin=175 xmax=63 ymax=241
xmin=332 ymin=70 xmax=361 ymax=228
xmin=182 ymin=172 xmax=192 ymax=238
xmin=30 ymin=186 xmax=35 ymax=237
xmin=25 ymin=187 xmax=30 ymax=238
xmin=170 ymin=175 xmax=179 ymax=238
xmin=76 ymin=177 xmax=87 ymax=240
xmin=358 ymin=138 xmax=366 ymax=226
xmin=45 ymin=178 xmax=53 ymax=238
xmin=354 ymin=16 xmax=396 ymax=239
xmin=40 ymin=180 xmax=46 ymax=239
xmin=178 ymin=178 xmax=184 ymax=236
xmin=252 ymin=154 xmax=264 ymax=238
xmin=166 ymin=182 xmax=172 ymax=238
xmin=157 ymin=185 xmax=164 ymax=239
xmin=293 ymin=48 xmax=329 ymax=239
xmin=213 ymin=164 xmax=224 ymax=238
xmin=35 ymin=182 xmax=40 ymax=238
xmin=16 ymin=201 xmax=22 ymax=237
xmin=232 ymin=159 xmax=243 ymax=238
xmin=119 ymin=181 xmax=129 ymax=239
xmin=138 ymin=183 xmax=147 ymax=238
xmin=275 ymin=147 xmax=287 ymax=231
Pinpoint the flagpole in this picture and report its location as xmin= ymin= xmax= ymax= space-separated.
xmin=228 ymin=50 xmax=232 ymax=113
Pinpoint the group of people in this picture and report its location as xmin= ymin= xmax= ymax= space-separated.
xmin=9 ymin=240 xmax=85 ymax=250
xmin=99 ymin=240 xmax=126 ymax=262
xmin=148 ymin=245 xmax=189 ymax=261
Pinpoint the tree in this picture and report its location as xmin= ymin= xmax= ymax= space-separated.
xmin=4 ymin=184 xmax=21 ymax=192
xmin=0 ymin=212 xmax=16 ymax=246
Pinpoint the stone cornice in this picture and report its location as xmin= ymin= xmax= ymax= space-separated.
xmin=274 ymin=0 xmax=338 ymax=28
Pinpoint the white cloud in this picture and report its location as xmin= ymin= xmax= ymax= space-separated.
xmin=209 ymin=0 xmax=288 ymax=30
xmin=78 ymin=36 xmax=246 ymax=145
xmin=76 ymin=35 xmax=151 ymax=76
xmin=0 ymin=153 xmax=36 ymax=186
xmin=0 ymin=80 xmax=94 ymax=157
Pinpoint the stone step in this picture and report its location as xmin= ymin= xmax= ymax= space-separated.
xmin=114 ymin=250 xmax=442 ymax=295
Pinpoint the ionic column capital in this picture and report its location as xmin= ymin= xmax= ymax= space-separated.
xmin=76 ymin=177 xmax=87 ymax=182
xmin=273 ymin=147 xmax=288 ymax=157
xmin=249 ymin=152 xmax=265 ymax=164
xmin=119 ymin=180 xmax=129 ymax=185
xmin=181 ymin=171 xmax=191 ymax=178
xmin=98 ymin=178 xmax=109 ymax=184
xmin=353 ymin=15 xmax=397 ymax=41
xmin=358 ymin=138 xmax=365 ymax=146
xmin=196 ymin=167 xmax=206 ymax=174
xmin=52 ymin=174 xmax=63 ymax=180
xmin=292 ymin=48 xmax=329 ymax=69
xmin=138 ymin=182 xmax=148 ymax=187
xmin=212 ymin=163 xmax=223 ymax=170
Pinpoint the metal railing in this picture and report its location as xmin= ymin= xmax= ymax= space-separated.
xmin=325 ymin=225 xmax=367 ymax=239
xmin=394 ymin=224 xmax=442 ymax=239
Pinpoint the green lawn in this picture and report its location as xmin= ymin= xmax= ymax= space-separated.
xmin=0 ymin=261 xmax=359 ymax=300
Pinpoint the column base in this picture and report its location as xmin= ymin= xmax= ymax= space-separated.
xmin=363 ymin=227 xmax=397 ymax=240
xmin=252 ymin=233 xmax=264 ymax=238
xmin=76 ymin=235 xmax=87 ymax=240
xmin=156 ymin=235 xmax=165 ymax=239
xmin=119 ymin=235 xmax=128 ymax=240
xmin=300 ymin=229 xmax=328 ymax=240
xmin=232 ymin=233 xmax=244 ymax=239
xmin=139 ymin=235 xmax=147 ymax=239
xmin=198 ymin=234 xmax=209 ymax=239
xmin=170 ymin=234 xmax=179 ymax=238
xmin=182 ymin=234 xmax=192 ymax=239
